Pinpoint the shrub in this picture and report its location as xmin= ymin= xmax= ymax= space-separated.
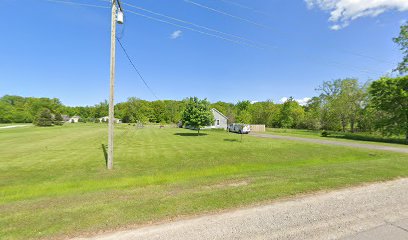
xmin=321 ymin=130 xmax=330 ymax=137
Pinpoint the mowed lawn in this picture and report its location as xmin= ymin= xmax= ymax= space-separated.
xmin=266 ymin=128 xmax=408 ymax=147
xmin=1 ymin=124 xmax=408 ymax=239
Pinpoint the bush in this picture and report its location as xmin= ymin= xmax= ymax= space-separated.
xmin=321 ymin=130 xmax=330 ymax=137
xmin=332 ymin=132 xmax=406 ymax=145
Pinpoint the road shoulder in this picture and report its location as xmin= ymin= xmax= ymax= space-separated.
xmin=78 ymin=178 xmax=408 ymax=240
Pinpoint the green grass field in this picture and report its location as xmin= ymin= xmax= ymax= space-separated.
xmin=1 ymin=124 xmax=408 ymax=239
xmin=266 ymin=128 xmax=408 ymax=147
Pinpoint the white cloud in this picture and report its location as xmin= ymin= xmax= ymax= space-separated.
xmin=297 ymin=97 xmax=312 ymax=106
xmin=170 ymin=30 xmax=182 ymax=39
xmin=279 ymin=97 xmax=289 ymax=103
xmin=330 ymin=24 xmax=341 ymax=30
xmin=305 ymin=0 xmax=408 ymax=30
xmin=279 ymin=97 xmax=311 ymax=106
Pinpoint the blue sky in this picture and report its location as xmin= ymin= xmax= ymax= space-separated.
xmin=1 ymin=0 xmax=407 ymax=106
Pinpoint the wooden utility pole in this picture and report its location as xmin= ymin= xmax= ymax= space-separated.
xmin=108 ymin=0 xmax=117 ymax=170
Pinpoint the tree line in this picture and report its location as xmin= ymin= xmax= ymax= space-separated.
xmin=1 ymin=75 xmax=406 ymax=138
xmin=1 ymin=23 xmax=407 ymax=141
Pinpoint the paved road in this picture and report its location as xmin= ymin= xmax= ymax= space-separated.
xmin=250 ymin=133 xmax=408 ymax=154
xmin=79 ymin=179 xmax=408 ymax=240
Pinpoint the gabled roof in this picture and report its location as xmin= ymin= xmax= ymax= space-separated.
xmin=211 ymin=108 xmax=228 ymax=119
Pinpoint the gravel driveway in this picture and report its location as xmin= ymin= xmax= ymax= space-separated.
xmin=78 ymin=179 xmax=408 ymax=240
xmin=0 ymin=125 xmax=29 ymax=129
xmin=250 ymin=133 xmax=408 ymax=154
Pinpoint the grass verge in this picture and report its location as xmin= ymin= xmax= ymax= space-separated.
xmin=1 ymin=124 xmax=408 ymax=239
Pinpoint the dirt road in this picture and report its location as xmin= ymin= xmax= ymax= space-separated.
xmin=79 ymin=178 xmax=408 ymax=240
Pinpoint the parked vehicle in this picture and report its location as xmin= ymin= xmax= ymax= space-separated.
xmin=228 ymin=123 xmax=251 ymax=134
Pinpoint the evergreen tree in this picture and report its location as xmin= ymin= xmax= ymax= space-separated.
xmin=34 ymin=109 xmax=53 ymax=127
xmin=54 ymin=113 xmax=64 ymax=126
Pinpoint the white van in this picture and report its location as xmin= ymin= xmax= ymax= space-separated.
xmin=228 ymin=123 xmax=251 ymax=134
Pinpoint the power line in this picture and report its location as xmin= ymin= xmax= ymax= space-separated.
xmin=45 ymin=0 xmax=389 ymax=68
xmin=115 ymin=0 xmax=123 ymax=12
xmin=325 ymin=60 xmax=381 ymax=76
xmin=340 ymin=49 xmax=395 ymax=64
xmin=116 ymin=37 xmax=159 ymax=100
xmin=218 ymin=0 xmax=273 ymax=18
xmin=110 ymin=1 xmax=395 ymax=66
xmin=45 ymin=0 xmax=109 ymax=9
xmin=211 ymin=0 xmax=394 ymax=66
xmin=122 ymin=2 xmax=274 ymax=49
xmin=41 ymin=0 xmax=391 ymax=78
xmin=124 ymin=9 xmax=264 ymax=49
xmin=40 ymin=1 xmax=269 ymax=66
xmin=122 ymin=2 xmax=385 ymax=75
xmin=183 ymin=0 xmax=272 ymax=30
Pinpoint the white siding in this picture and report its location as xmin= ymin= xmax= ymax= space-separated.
xmin=210 ymin=109 xmax=228 ymax=130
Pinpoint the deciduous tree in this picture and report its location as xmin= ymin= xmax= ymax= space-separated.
xmin=369 ymin=76 xmax=408 ymax=143
xmin=181 ymin=97 xmax=213 ymax=136
xmin=393 ymin=23 xmax=408 ymax=74
xmin=279 ymin=97 xmax=305 ymax=128
xmin=318 ymin=79 xmax=364 ymax=132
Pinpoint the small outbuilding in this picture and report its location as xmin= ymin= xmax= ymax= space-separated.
xmin=98 ymin=116 xmax=122 ymax=124
xmin=68 ymin=116 xmax=81 ymax=123
xmin=61 ymin=115 xmax=70 ymax=122
xmin=209 ymin=108 xmax=228 ymax=130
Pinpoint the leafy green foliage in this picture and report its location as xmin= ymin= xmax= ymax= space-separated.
xmin=248 ymin=101 xmax=276 ymax=126
xmin=235 ymin=100 xmax=252 ymax=124
xmin=0 ymin=100 xmax=13 ymax=123
xmin=181 ymin=97 xmax=214 ymax=135
xmin=115 ymin=98 xmax=186 ymax=124
xmin=0 ymin=76 xmax=405 ymax=141
xmin=393 ymin=23 xmax=408 ymax=74
xmin=303 ymin=97 xmax=322 ymax=130
xmin=236 ymin=110 xmax=252 ymax=123
xmin=369 ymin=76 xmax=408 ymax=143
xmin=0 ymin=95 xmax=63 ymax=123
xmin=318 ymin=79 xmax=365 ymax=132
xmin=321 ymin=130 xmax=330 ymax=137
xmin=279 ymin=97 xmax=305 ymax=128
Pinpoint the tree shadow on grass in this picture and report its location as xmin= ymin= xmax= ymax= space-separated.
xmin=174 ymin=133 xmax=208 ymax=137
xmin=101 ymin=144 xmax=108 ymax=167
xmin=325 ymin=135 xmax=407 ymax=145
xmin=224 ymin=139 xmax=239 ymax=142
